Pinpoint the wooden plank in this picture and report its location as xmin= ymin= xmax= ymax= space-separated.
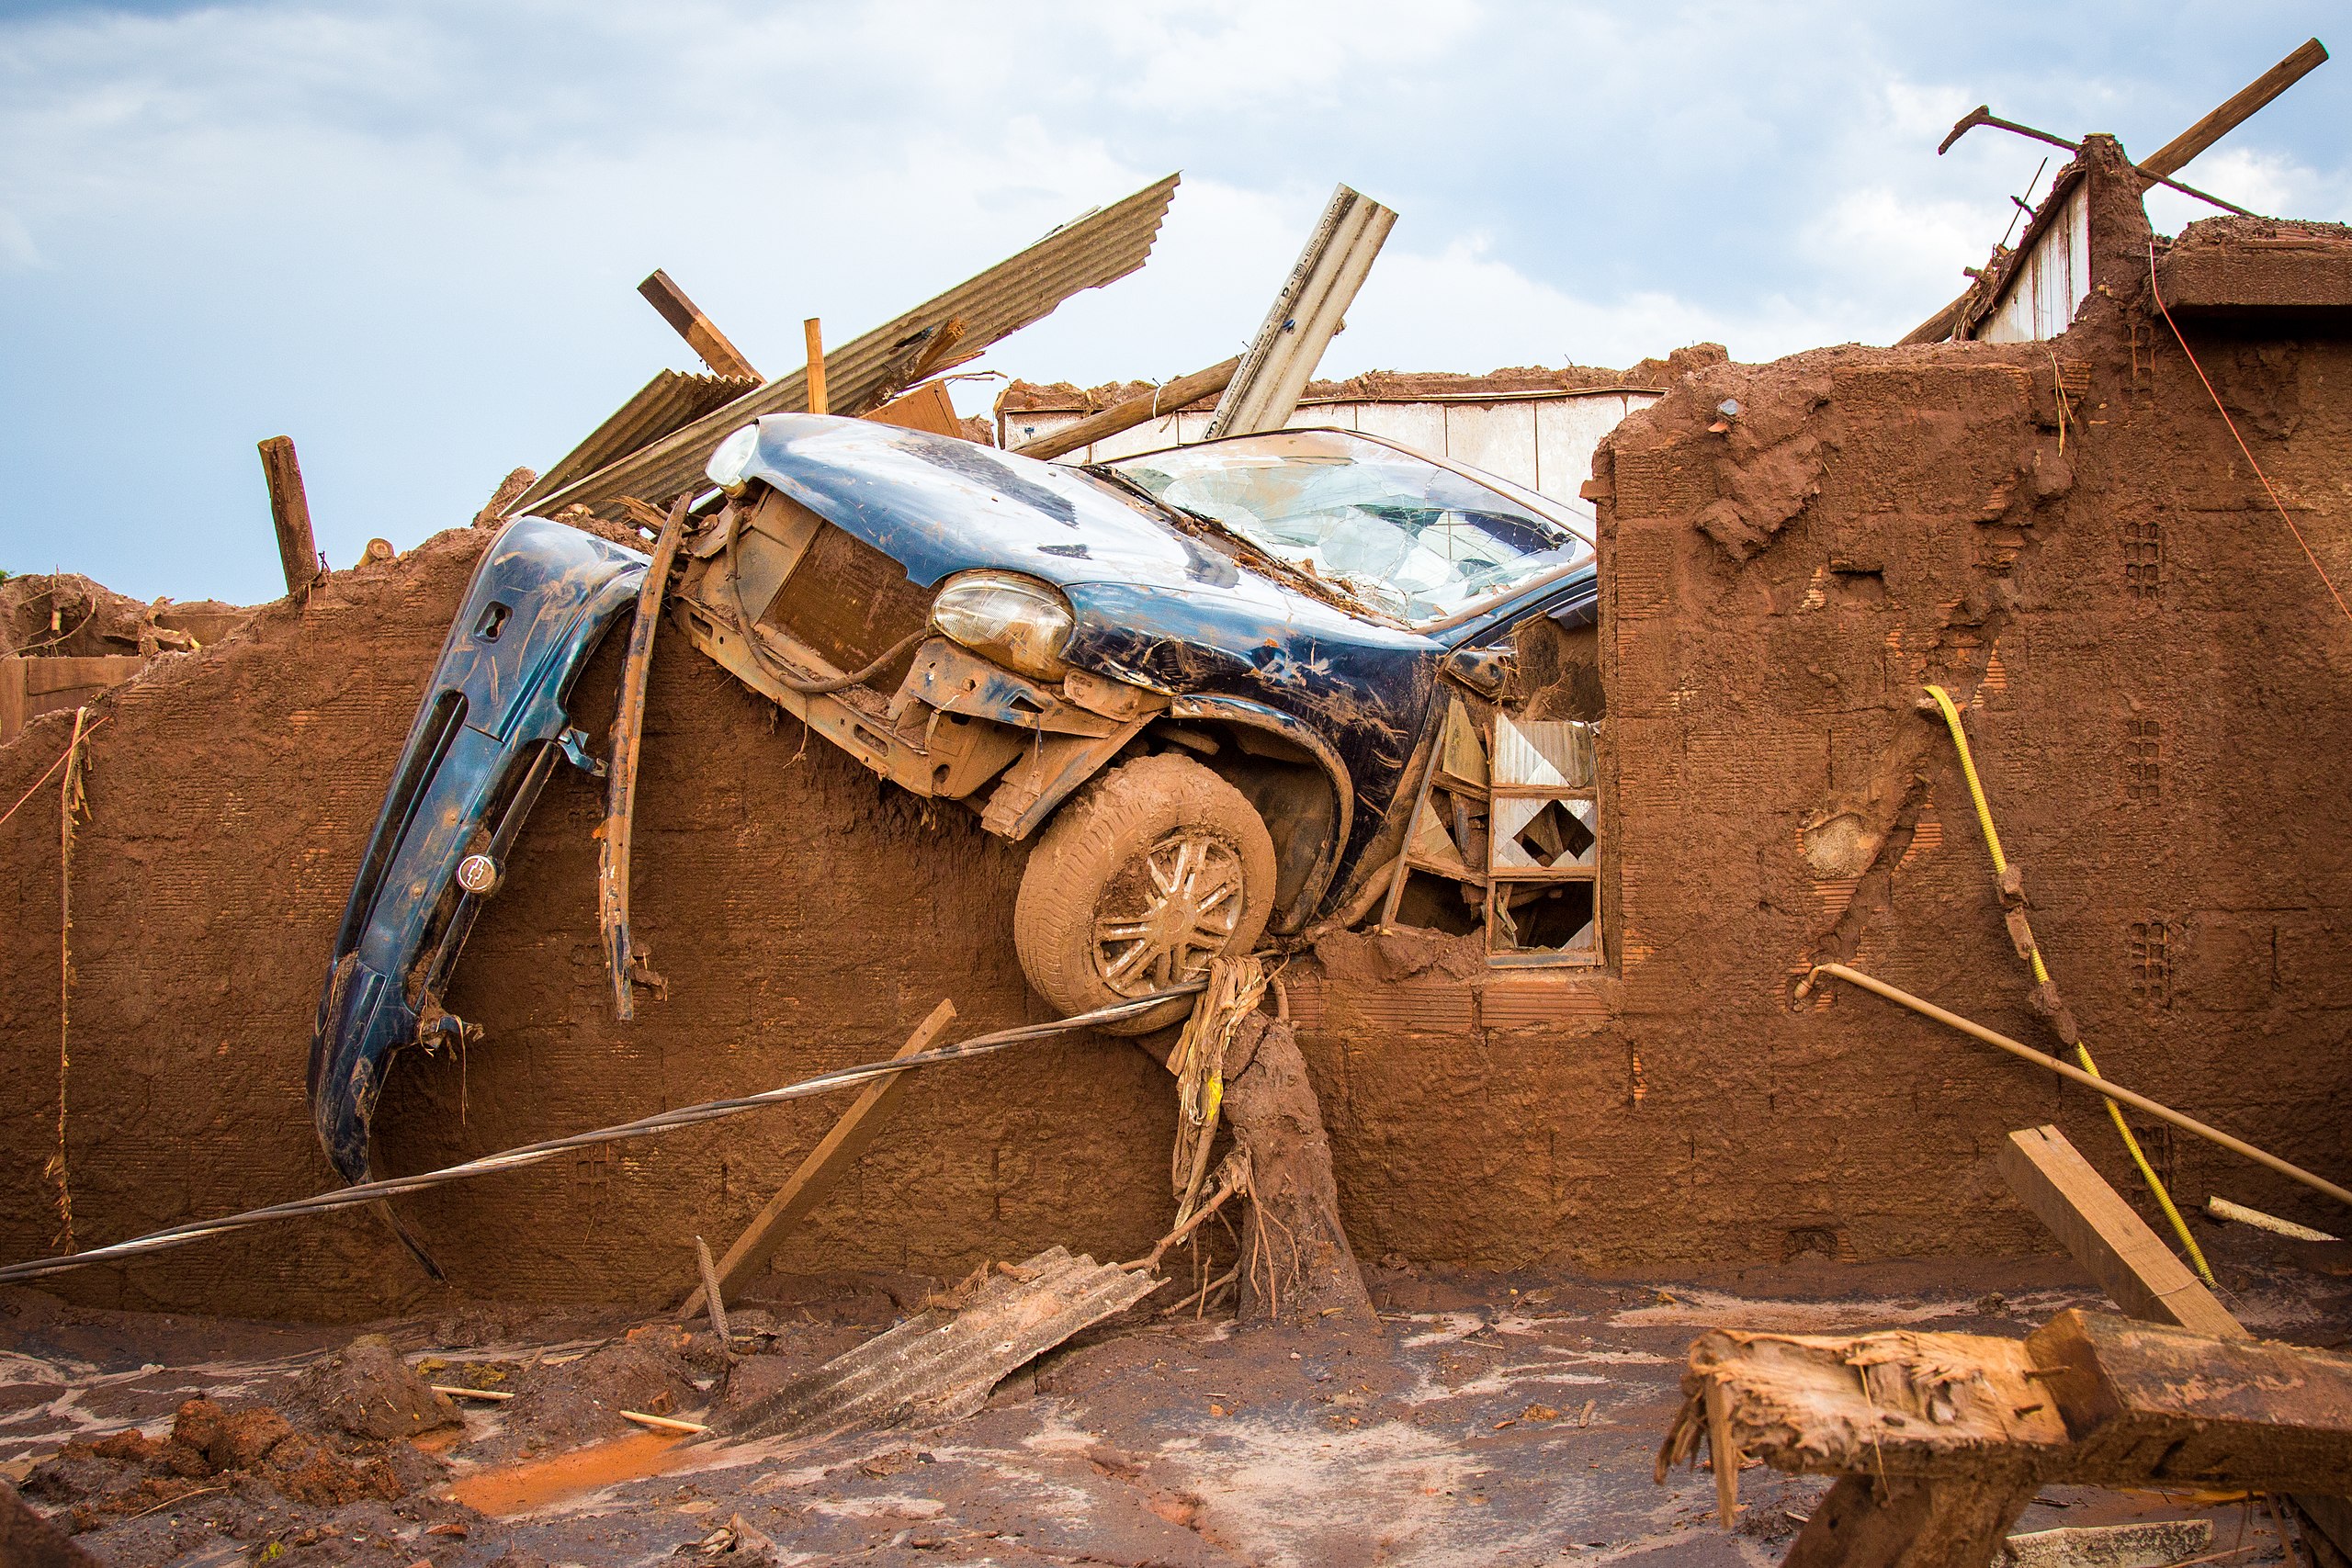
xmin=1997 ymin=1125 xmax=2249 ymax=1341
xmin=256 ymin=436 xmax=321 ymax=597
xmin=2140 ymin=39 xmax=2329 ymax=180
xmin=637 ymin=269 xmax=761 ymax=379
xmin=684 ymin=998 xmax=957 ymax=1315
xmin=864 ymin=380 xmax=963 ymax=439
xmin=804 ymin=318 xmax=828 ymax=416
xmin=1011 ymin=356 xmax=1239 ymax=461
xmin=2027 ymin=1309 xmax=2352 ymax=1495
xmin=0 ymin=658 xmax=23 ymax=747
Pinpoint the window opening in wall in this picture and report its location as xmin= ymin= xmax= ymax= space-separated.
xmin=1371 ymin=694 xmax=1603 ymax=965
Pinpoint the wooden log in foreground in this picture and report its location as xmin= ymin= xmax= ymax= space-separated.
xmin=1012 ymin=357 xmax=1240 ymax=462
xmin=1662 ymin=1309 xmax=2352 ymax=1566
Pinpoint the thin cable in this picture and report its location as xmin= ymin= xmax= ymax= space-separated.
xmin=1924 ymin=686 xmax=2213 ymax=1283
xmin=2148 ymin=242 xmax=2352 ymax=629
xmin=0 ymin=980 xmax=1206 ymax=1286
xmin=0 ymin=717 xmax=111 ymax=832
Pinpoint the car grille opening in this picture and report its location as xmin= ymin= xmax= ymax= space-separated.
xmin=760 ymin=523 xmax=934 ymax=705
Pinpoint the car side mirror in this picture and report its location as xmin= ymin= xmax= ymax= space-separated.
xmin=1442 ymin=646 xmax=1513 ymax=700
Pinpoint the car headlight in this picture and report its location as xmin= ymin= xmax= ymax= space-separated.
xmin=707 ymin=423 xmax=762 ymax=495
xmin=931 ymin=571 xmax=1073 ymax=680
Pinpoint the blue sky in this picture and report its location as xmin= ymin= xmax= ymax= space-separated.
xmin=3 ymin=1 xmax=2346 ymax=603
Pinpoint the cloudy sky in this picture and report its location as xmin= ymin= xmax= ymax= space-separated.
xmin=3 ymin=1 xmax=2345 ymax=603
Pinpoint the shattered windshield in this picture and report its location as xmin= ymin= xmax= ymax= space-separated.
xmin=1108 ymin=429 xmax=1593 ymax=627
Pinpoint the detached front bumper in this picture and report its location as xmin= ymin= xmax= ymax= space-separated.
xmin=309 ymin=517 xmax=647 ymax=1184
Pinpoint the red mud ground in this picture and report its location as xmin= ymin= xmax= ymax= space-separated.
xmin=5 ymin=1231 xmax=2346 ymax=1568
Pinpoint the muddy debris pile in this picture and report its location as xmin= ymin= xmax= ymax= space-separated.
xmin=19 ymin=1342 xmax=454 ymax=1535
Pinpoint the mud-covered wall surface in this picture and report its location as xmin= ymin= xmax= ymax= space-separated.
xmin=1284 ymin=141 xmax=2352 ymax=1271
xmin=4 ymin=136 xmax=2349 ymax=1316
xmin=0 ymin=530 xmax=1175 ymax=1320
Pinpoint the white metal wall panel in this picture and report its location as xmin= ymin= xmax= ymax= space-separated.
xmin=1001 ymin=392 xmax=1657 ymax=509
xmin=1982 ymin=183 xmax=2090 ymax=344
xmin=1536 ymin=396 xmax=1637 ymax=499
xmin=1443 ymin=402 xmax=1542 ymax=491
xmin=1351 ymin=401 xmax=1449 ymax=454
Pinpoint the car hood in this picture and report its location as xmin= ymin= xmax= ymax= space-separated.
xmin=732 ymin=414 xmax=1434 ymax=657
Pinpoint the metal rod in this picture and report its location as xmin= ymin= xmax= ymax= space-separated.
xmin=1937 ymin=107 xmax=2254 ymax=216
xmin=1806 ymin=963 xmax=2352 ymax=1212
xmin=0 ymin=981 xmax=1207 ymax=1286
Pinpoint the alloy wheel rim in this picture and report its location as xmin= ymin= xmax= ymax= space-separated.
xmin=1092 ymin=830 xmax=1245 ymax=996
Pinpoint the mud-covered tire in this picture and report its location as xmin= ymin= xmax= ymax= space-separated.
xmin=1013 ymin=752 xmax=1278 ymax=1033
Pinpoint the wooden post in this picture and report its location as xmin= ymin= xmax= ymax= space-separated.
xmin=1998 ymin=1125 xmax=2247 ymax=1340
xmin=2140 ymin=39 xmax=2329 ymax=181
xmin=804 ymin=318 xmax=828 ymax=416
xmin=682 ymin=998 xmax=957 ymax=1316
xmin=256 ymin=436 xmax=322 ymax=597
xmin=636 ymin=269 xmax=761 ymax=380
xmin=1012 ymin=357 xmax=1242 ymax=461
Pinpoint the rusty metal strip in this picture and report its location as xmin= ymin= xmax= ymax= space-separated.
xmin=600 ymin=496 xmax=689 ymax=1021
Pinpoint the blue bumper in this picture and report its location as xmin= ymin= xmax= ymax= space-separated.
xmin=309 ymin=517 xmax=647 ymax=1184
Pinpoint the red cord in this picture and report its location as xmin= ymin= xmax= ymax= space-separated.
xmin=2148 ymin=241 xmax=2352 ymax=627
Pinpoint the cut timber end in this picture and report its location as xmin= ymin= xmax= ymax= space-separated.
xmin=256 ymin=436 xmax=322 ymax=598
xmin=1997 ymin=1126 xmax=2246 ymax=1341
xmin=638 ymin=269 xmax=760 ymax=381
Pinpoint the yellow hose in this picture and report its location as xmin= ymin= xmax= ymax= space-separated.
xmin=1923 ymin=685 xmax=2215 ymax=1285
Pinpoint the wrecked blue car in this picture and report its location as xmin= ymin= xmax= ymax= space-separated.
xmin=312 ymin=416 xmax=1598 ymax=1180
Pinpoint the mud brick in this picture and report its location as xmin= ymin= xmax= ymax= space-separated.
xmin=1684 ymin=724 xmax=1829 ymax=811
xmin=1328 ymin=977 xmax=1476 ymax=1036
xmin=1480 ymin=976 xmax=1613 ymax=1032
xmin=1610 ymin=441 xmax=1719 ymax=520
xmin=1609 ymin=520 xmax=1683 ymax=619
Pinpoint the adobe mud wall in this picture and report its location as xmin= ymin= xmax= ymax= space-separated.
xmin=0 ymin=532 xmax=1176 ymax=1320
xmin=4 ymin=136 xmax=2347 ymax=1317
xmin=1282 ymin=141 xmax=2352 ymax=1272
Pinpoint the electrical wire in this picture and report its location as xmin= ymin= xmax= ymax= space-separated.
xmin=1924 ymin=684 xmax=2213 ymax=1284
xmin=0 ymin=980 xmax=1206 ymax=1286
xmin=2148 ymin=242 xmax=2352 ymax=629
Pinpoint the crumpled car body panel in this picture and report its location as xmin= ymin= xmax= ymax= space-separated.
xmin=309 ymin=517 xmax=646 ymax=1183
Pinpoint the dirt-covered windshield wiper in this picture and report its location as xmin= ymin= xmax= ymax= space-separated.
xmin=1080 ymin=466 xmax=1398 ymax=626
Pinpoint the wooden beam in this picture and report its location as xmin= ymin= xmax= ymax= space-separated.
xmin=1998 ymin=1125 xmax=2246 ymax=1341
xmin=683 ymin=998 xmax=956 ymax=1316
xmin=1784 ymin=1473 xmax=2038 ymax=1568
xmin=256 ymin=436 xmax=322 ymax=598
xmin=804 ymin=318 xmax=828 ymax=416
xmin=2140 ymin=39 xmax=2329 ymax=181
xmin=2026 ymin=1309 xmax=2352 ymax=1495
xmin=637 ymin=269 xmax=761 ymax=380
xmin=1011 ymin=357 xmax=1240 ymax=462
xmin=1208 ymin=184 xmax=1396 ymax=438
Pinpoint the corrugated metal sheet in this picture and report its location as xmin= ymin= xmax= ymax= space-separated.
xmin=722 ymin=1247 xmax=1159 ymax=1443
xmin=1004 ymin=389 xmax=1656 ymax=514
xmin=516 ymin=174 xmax=1182 ymax=520
xmin=526 ymin=370 xmax=759 ymax=505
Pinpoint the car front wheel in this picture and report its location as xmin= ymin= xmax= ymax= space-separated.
xmin=1012 ymin=752 xmax=1277 ymax=1033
